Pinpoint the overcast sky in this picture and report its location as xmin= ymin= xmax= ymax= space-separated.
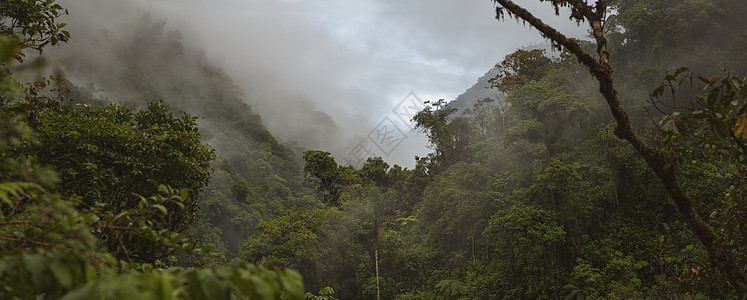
xmin=58 ymin=0 xmax=587 ymax=168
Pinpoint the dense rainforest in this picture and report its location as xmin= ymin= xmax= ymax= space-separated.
xmin=1 ymin=0 xmax=746 ymax=299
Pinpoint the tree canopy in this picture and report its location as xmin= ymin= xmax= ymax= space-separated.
xmin=2 ymin=0 xmax=745 ymax=298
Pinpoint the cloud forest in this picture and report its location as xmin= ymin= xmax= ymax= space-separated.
xmin=0 ymin=0 xmax=745 ymax=299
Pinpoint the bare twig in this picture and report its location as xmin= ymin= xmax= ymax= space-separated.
xmin=0 ymin=220 xmax=48 ymax=226
xmin=0 ymin=235 xmax=75 ymax=252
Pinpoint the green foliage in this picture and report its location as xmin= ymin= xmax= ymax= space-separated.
xmin=652 ymin=70 xmax=747 ymax=284
xmin=503 ymin=67 xmax=595 ymax=158
xmin=305 ymin=287 xmax=338 ymax=300
xmin=300 ymin=36 xmax=743 ymax=297
xmin=50 ymin=15 xmax=310 ymax=262
xmin=241 ymin=209 xmax=340 ymax=267
xmin=1 ymin=250 xmax=305 ymax=300
xmin=360 ymin=157 xmax=390 ymax=187
xmin=303 ymin=150 xmax=346 ymax=206
xmin=69 ymin=262 xmax=304 ymax=300
xmin=0 ymin=0 xmax=70 ymax=60
xmin=0 ymin=97 xmax=216 ymax=262
xmin=0 ymin=7 xmax=306 ymax=297
xmin=488 ymin=49 xmax=553 ymax=93
xmin=0 ymin=116 xmax=304 ymax=299
xmin=485 ymin=205 xmax=565 ymax=250
xmin=607 ymin=0 xmax=747 ymax=76
xmin=417 ymin=163 xmax=500 ymax=253
xmin=3 ymin=0 xmax=742 ymax=298
xmin=483 ymin=205 xmax=566 ymax=298
xmin=413 ymin=99 xmax=473 ymax=170
xmin=434 ymin=279 xmax=466 ymax=299
xmin=240 ymin=208 xmax=355 ymax=295
xmin=564 ymin=258 xmax=603 ymax=299
xmin=654 ymin=70 xmax=747 ymax=171
xmin=284 ymin=44 xmax=745 ymax=298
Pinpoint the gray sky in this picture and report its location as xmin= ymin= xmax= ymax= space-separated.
xmin=59 ymin=0 xmax=587 ymax=168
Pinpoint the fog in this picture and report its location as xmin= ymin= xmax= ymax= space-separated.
xmin=53 ymin=0 xmax=586 ymax=168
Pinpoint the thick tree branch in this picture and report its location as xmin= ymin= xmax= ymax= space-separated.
xmin=493 ymin=0 xmax=747 ymax=294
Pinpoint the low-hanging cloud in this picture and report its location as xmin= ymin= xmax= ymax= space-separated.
xmin=53 ymin=0 xmax=585 ymax=168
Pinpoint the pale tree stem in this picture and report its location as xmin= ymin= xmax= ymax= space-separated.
xmin=375 ymin=243 xmax=380 ymax=300
xmin=374 ymin=218 xmax=381 ymax=300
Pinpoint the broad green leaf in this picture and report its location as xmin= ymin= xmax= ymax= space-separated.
xmin=153 ymin=204 xmax=168 ymax=215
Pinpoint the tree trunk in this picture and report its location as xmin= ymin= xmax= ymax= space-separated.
xmin=375 ymin=242 xmax=380 ymax=300
xmin=374 ymin=219 xmax=381 ymax=300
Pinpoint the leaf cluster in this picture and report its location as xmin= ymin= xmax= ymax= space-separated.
xmin=0 ymin=0 xmax=70 ymax=61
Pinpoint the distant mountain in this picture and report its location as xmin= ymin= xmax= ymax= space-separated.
xmin=448 ymin=43 xmax=557 ymax=114
xmin=446 ymin=67 xmax=503 ymax=114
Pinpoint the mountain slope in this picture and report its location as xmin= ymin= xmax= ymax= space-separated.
xmin=447 ymin=67 xmax=502 ymax=114
xmin=50 ymin=14 xmax=318 ymax=260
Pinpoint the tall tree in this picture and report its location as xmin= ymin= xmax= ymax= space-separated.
xmin=303 ymin=150 xmax=344 ymax=206
xmin=491 ymin=0 xmax=746 ymax=294
xmin=413 ymin=99 xmax=474 ymax=170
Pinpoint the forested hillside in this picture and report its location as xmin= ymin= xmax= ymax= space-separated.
xmin=1 ymin=0 xmax=746 ymax=299
xmin=0 ymin=1 xmax=307 ymax=298
xmin=49 ymin=14 xmax=319 ymax=261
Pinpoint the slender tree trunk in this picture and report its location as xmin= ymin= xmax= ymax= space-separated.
xmin=374 ymin=220 xmax=381 ymax=300
xmin=375 ymin=241 xmax=380 ymax=300
xmin=493 ymin=0 xmax=747 ymax=295
xmin=471 ymin=236 xmax=476 ymax=263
